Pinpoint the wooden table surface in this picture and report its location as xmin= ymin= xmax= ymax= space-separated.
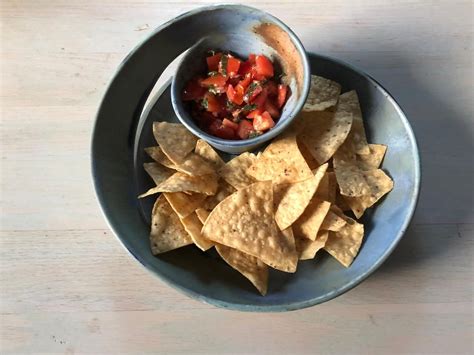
xmin=1 ymin=1 xmax=473 ymax=353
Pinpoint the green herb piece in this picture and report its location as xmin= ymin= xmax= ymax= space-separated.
xmin=208 ymin=71 xmax=219 ymax=76
xmin=242 ymin=104 xmax=257 ymax=112
xmin=201 ymin=98 xmax=208 ymax=110
xmin=248 ymin=131 xmax=262 ymax=139
xmin=219 ymin=55 xmax=228 ymax=77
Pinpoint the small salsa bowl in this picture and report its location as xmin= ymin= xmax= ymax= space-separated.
xmin=171 ymin=7 xmax=311 ymax=154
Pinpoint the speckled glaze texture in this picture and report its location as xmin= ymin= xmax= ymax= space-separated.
xmin=91 ymin=4 xmax=420 ymax=312
xmin=170 ymin=7 xmax=311 ymax=154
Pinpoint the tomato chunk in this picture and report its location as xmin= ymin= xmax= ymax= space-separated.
xmin=208 ymin=120 xmax=236 ymax=139
xmin=244 ymin=83 xmax=263 ymax=103
xmin=265 ymin=100 xmax=280 ymax=118
xmin=255 ymin=55 xmax=274 ymax=78
xmin=226 ymin=84 xmax=244 ymax=105
xmin=226 ymin=57 xmax=241 ymax=77
xmin=253 ymin=111 xmax=275 ymax=131
xmin=206 ymin=53 xmax=222 ymax=72
xmin=252 ymin=90 xmax=268 ymax=110
xmin=222 ymin=118 xmax=239 ymax=131
xmin=277 ymin=84 xmax=288 ymax=108
xmin=200 ymin=74 xmax=227 ymax=88
xmin=237 ymin=120 xmax=254 ymax=139
xmin=246 ymin=109 xmax=261 ymax=119
xmin=203 ymin=92 xmax=221 ymax=114
xmin=182 ymin=79 xmax=207 ymax=101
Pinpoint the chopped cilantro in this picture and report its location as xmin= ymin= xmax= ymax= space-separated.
xmin=219 ymin=55 xmax=228 ymax=76
xmin=248 ymin=131 xmax=261 ymax=138
xmin=201 ymin=98 xmax=208 ymax=110
xmin=208 ymin=71 xmax=219 ymax=76
xmin=242 ymin=104 xmax=257 ymax=112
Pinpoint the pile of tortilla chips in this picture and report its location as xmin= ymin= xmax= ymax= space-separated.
xmin=139 ymin=75 xmax=393 ymax=295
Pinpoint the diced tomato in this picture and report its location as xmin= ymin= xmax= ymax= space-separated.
xmin=248 ymin=54 xmax=256 ymax=64
xmin=265 ymin=100 xmax=280 ymax=118
xmin=265 ymin=81 xmax=278 ymax=97
xmin=227 ymin=57 xmax=241 ymax=77
xmin=252 ymin=90 xmax=268 ymax=110
xmin=206 ymin=53 xmax=222 ymax=72
xmin=200 ymin=74 xmax=227 ymax=88
xmin=246 ymin=109 xmax=261 ymax=119
xmin=208 ymin=120 xmax=236 ymax=139
xmin=255 ymin=55 xmax=274 ymax=78
xmin=237 ymin=120 xmax=254 ymax=139
xmin=239 ymin=61 xmax=253 ymax=76
xmin=222 ymin=118 xmax=239 ymax=131
xmin=226 ymin=84 xmax=244 ymax=105
xmin=203 ymin=92 xmax=221 ymax=114
xmin=277 ymin=84 xmax=288 ymax=108
xmin=253 ymin=111 xmax=275 ymax=131
xmin=182 ymin=79 xmax=207 ymax=101
xmin=244 ymin=83 xmax=263 ymax=103
xmin=238 ymin=75 xmax=252 ymax=90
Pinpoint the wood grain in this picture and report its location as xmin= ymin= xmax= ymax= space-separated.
xmin=1 ymin=0 xmax=473 ymax=354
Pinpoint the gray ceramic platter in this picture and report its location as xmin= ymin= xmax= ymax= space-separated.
xmin=92 ymin=5 xmax=420 ymax=312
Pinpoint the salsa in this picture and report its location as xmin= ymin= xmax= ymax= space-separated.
xmin=182 ymin=51 xmax=289 ymax=140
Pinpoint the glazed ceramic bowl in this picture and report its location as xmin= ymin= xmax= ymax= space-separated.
xmin=170 ymin=9 xmax=311 ymax=154
xmin=92 ymin=5 xmax=420 ymax=311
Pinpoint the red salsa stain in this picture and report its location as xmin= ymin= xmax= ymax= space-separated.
xmin=182 ymin=51 xmax=290 ymax=140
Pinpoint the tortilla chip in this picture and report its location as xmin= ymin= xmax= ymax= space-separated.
xmin=337 ymin=91 xmax=370 ymax=155
xmin=333 ymin=143 xmax=371 ymax=197
xmin=202 ymin=180 xmax=236 ymax=210
xmin=149 ymin=195 xmax=193 ymax=254
xmin=180 ymin=212 xmax=214 ymax=251
xmin=274 ymin=164 xmax=328 ymax=230
xmin=202 ymin=181 xmax=297 ymax=273
xmin=343 ymin=169 xmax=394 ymax=218
xmin=195 ymin=139 xmax=225 ymax=171
xmin=139 ymin=172 xmax=218 ymax=197
xmin=145 ymin=146 xmax=177 ymax=169
xmin=303 ymin=75 xmax=342 ymax=111
xmin=163 ymin=192 xmax=206 ymax=218
xmin=293 ymin=198 xmax=331 ymax=240
xmin=195 ymin=208 xmax=210 ymax=224
xmin=336 ymin=189 xmax=352 ymax=211
xmin=153 ymin=122 xmax=197 ymax=164
xmin=356 ymin=144 xmax=387 ymax=170
xmin=298 ymin=109 xmax=353 ymax=165
xmin=216 ymin=244 xmax=269 ymax=296
xmin=298 ymin=139 xmax=320 ymax=170
xmin=320 ymin=210 xmax=347 ymax=231
xmin=143 ymin=162 xmax=174 ymax=186
xmin=247 ymin=135 xmax=313 ymax=184
xmin=324 ymin=214 xmax=364 ymax=267
xmin=296 ymin=231 xmax=329 ymax=260
xmin=315 ymin=171 xmax=338 ymax=203
xmin=218 ymin=152 xmax=257 ymax=189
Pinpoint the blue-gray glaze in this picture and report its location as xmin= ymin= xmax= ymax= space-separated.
xmin=91 ymin=4 xmax=420 ymax=312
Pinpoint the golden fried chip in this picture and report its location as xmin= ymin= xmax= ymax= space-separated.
xmin=218 ymin=152 xmax=257 ymax=189
xmin=143 ymin=162 xmax=174 ymax=186
xmin=150 ymin=195 xmax=193 ymax=254
xmin=337 ymin=91 xmax=370 ymax=155
xmin=180 ymin=212 xmax=214 ymax=251
xmin=320 ymin=210 xmax=347 ymax=231
xmin=216 ymin=244 xmax=269 ymax=296
xmin=274 ymin=164 xmax=328 ymax=230
xmin=324 ymin=214 xmax=364 ymax=267
xmin=298 ymin=109 xmax=353 ymax=165
xmin=202 ymin=181 xmax=297 ymax=273
xmin=314 ymin=171 xmax=338 ymax=203
xmin=298 ymin=139 xmax=320 ymax=170
xmin=153 ymin=122 xmax=197 ymax=164
xmin=201 ymin=180 xmax=236 ymax=210
xmin=344 ymin=169 xmax=394 ymax=218
xmin=145 ymin=146 xmax=176 ymax=169
xmin=356 ymin=144 xmax=387 ymax=170
xmin=293 ymin=197 xmax=331 ymax=240
xmin=163 ymin=192 xmax=206 ymax=218
xmin=195 ymin=208 xmax=210 ymax=224
xmin=139 ymin=172 xmax=218 ymax=197
xmin=195 ymin=139 xmax=225 ymax=171
xmin=247 ymin=135 xmax=313 ymax=184
xmin=303 ymin=75 xmax=342 ymax=111
xmin=296 ymin=231 xmax=329 ymax=260
xmin=333 ymin=144 xmax=371 ymax=197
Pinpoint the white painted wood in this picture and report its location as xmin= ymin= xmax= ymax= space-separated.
xmin=1 ymin=1 xmax=472 ymax=353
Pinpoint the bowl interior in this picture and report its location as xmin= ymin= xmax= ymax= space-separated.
xmin=127 ymin=53 xmax=419 ymax=311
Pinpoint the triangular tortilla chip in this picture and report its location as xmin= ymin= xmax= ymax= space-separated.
xmin=163 ymin=192 xmax=206 ymax=218
xmin=202 ymin=181 xmax=297 ymax=273
xmin=149 ymin=195 xmax=193 ymax=254
xmin=218 ymin=152 xmax=257 ymax=189
xmin=247 ymin=135 xmax=313 ymax=184
xmin=337 ymin=91 xmax=370 ymax=155
xmin=143 ymin=162 xmax=174 ymax=186
xmin=201 ymin=180 xmax=236 ymax=210
xmin=195 ymin=139 xmax=225 ymax=171
xmin=298 ymin=109 xmax=353 ymax=165
xmin=146 ymin=146 xmax=215 ymax=176
xmin=298 ymin=139 xmax=320 ymax=170
xmin=180 ymin=212 xmax=214 ymax=251
xmin=333 ymin=143 xmax=371 ymax=197
xmin=356 ymin=144 xmax=387 ymax=170
xmin=303 ymin=75 xmax=341 ymax=111
xmin=139 ymin=172 xmax=218 ymax=197
xmin=274 ymin=163 xmax=328 ymax=230
xmin=293 ymin=197 xmax=331 ymax=240
xmin=343 ymin=169 xmax=394 ymax=218
xmin=145 ymin=146 xmax=176 ymax=169
xmin=216 ymin=244 xmax=269 ymax=296
xmin=153 ymin=122 xmax=197 ymax=164
xmin=324 ymin=212 xmax=364 ymax=267
xmin=320 ymin=210 xmax=347 ymax=231
xmin=195 ymin=208 xmax=210 ymax=224
xmin=296 ymin=231 xmax=329 ymax=260
xmin=314 ymin=171 xmax=337 ymax=203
